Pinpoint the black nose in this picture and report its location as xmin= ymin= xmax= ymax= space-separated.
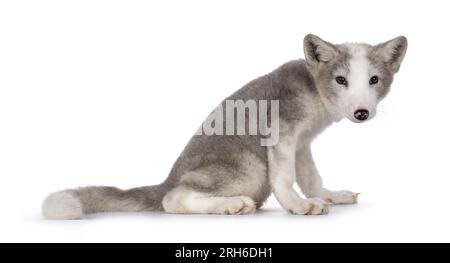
xmin=354 ymin=109 xmax=369 ymax=121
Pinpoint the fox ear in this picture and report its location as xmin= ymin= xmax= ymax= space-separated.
xmin=372 ymin=36 xmax=408 ymax=73
xmin=303 ymin=34 xmax=338 ymax=67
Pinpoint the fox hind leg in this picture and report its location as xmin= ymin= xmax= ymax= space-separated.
xmin=162 ymin=186 xmax=256 ymax=215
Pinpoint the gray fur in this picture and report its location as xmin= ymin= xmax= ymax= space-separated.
xmin=42 ymin=34 xmax=407 ymax=219
xmin=159 ymin=60 xmax=314 ymax=207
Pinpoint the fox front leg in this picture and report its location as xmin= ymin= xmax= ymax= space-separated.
xmin=268 ymin=137 xmax=330 ymax=215
xmin=295 ymin=145 xmax=359 ymax=204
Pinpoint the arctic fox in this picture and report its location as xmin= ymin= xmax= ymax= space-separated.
xmin=43 ymin=34 xmax=407 ymax=219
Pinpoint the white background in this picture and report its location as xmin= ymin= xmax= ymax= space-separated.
xmin=0 ymin=0 xmax=449 ymax=242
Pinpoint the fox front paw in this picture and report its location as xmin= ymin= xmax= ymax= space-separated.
xmin=323 ymin=190 xmax=359 ymax=205
xmin=286 ymin=198 xmax=330 ymax=215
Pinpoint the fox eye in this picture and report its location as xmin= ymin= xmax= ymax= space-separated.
xmin=335 ymin=76 xmax=347 ymax=86
xmin=370 ymin=76 xmax=379 ymax=85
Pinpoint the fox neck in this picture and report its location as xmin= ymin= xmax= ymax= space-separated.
xmin=311 ymin=79 xmax=343 ymax=123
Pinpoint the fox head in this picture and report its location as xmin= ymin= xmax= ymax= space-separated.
xmin=303 ymin=34 xmax=407 ymax=123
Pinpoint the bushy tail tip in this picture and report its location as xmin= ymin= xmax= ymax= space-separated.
xmin=42 ymin=190 xmax=84 ymax=220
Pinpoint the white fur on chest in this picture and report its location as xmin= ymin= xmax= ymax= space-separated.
xmin=267 ymin=93 xmax=333 ymax=183
xmin=268 ymin=107 xmax=332 ymax=177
